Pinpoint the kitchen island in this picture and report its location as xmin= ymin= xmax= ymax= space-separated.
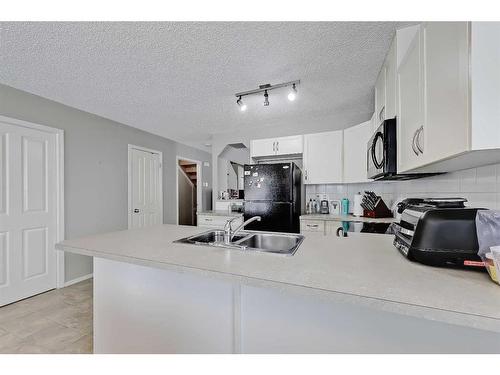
xmin=56 ymin=224 xmax=500 ymax=353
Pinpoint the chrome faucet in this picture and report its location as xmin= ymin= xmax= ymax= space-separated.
xmin=224 ymin=216 xmax=261 ymax=243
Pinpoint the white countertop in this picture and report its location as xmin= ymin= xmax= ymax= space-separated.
xmin=301 ymin=213 xmax=395 ymax=223
xmin=56 ymin=224 xmax=500 ymax=331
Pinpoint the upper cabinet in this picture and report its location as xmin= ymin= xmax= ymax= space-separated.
xmin=343 ymin=121 xmax=373 ymax=183
xmin=374 ymin=66 xmax=386 ymax=124
xmin=397 ymin=25 xmax=425 ymax=172
xmin=250 ymin=135 xmax=303 ymax=159
xmin=303 ymin=131 xmax=343 ymax=184
xmin=374 ymin=36 xmax=398 ymax=128
xmin=396 ymin=22 xmax=500 ymax=173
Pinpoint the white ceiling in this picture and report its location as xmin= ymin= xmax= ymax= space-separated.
xmin=0 ymin=22 xmax=411 ymax=150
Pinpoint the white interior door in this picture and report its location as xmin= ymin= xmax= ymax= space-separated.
xmin=129 ymin=147 xmax=162 ymax=229
xmin=0 ymin=121 xmax=58 ymax=306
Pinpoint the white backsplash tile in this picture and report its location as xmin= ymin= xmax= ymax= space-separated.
xmin=304 ymin=162 xmax=500 ymax=211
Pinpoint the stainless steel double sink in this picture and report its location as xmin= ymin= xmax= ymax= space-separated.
xmin=174 ymin=230 xmax=304 ymax=256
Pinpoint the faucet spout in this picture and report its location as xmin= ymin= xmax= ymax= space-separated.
xmin=230 ymin=216 xmax=261 ymax=241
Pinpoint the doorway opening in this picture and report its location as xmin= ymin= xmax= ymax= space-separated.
xmin=177 ymin=158 xmax=201 ymax=226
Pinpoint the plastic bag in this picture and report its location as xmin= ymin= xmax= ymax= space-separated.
xmin=475 ymin=210 xmax=500 ymax=284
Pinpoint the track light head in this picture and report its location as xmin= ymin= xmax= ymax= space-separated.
xmin=263 ymin=90 xmax=269 ymax=106
xmin=288 ymin=83 xmax=297 ymax=101
xmin=236 ymin=96 xmax=247 ymax=112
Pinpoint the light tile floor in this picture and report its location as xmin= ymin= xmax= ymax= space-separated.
xmin=0 ymin=279 xmax=93 ymax=354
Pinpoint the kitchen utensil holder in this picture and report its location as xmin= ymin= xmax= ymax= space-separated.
xmin=363 ymin=197 xmax=393 ymax=218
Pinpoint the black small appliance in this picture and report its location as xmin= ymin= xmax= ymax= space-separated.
xmin=392 ymin=198 xmax=486 ymax=268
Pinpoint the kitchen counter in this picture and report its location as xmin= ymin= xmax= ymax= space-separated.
xmin=56 ymin=224 xmax=500 ymax=333
xmin=300 ymin=213 xmax=395 ymax=223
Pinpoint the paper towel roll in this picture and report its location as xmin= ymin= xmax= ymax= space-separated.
xmin=353 ymin=192 xmax=363 ymax=217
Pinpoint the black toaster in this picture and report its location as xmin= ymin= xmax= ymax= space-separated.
xmin=392 ymin=198 xmax=485 ymax=268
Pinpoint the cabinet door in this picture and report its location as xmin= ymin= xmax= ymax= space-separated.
xmin=375 ymin=66 xmax=386 ymax=124
xmin=343 ymin=121 xmax=372 ymax=183
xmin=276 ymin=135 xmax=303 ymax=155
xmin=250 ymin=138 xmax=276 ymax=158
xmin=303 ymin=131 xmax=343 ymax=184
xmin=424 ymin=22 xmax=469 ymax=162
xmin=385 ymin=38 xmax=397 ymax=119
xmin=397 ymin=26 xmax=425 ymax=172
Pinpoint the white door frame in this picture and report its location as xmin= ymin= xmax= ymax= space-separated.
xmin=0 ymin=115 xmax=65 ymax=289
xmin=127 ymin=144 xmax=163 ymax=229
xmin=176 ymin=156 xmax=202 ymax=225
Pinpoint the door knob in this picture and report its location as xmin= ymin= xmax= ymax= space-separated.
xmin=133 ymin=209 xmax=140 ymax=213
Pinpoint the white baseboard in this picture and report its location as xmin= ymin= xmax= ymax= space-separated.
xmin=63 ymin=273 xmax=93 ymax=288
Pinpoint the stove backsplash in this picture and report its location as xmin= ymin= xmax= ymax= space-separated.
xmin=305 ymin=163 xmax=500 ymax=213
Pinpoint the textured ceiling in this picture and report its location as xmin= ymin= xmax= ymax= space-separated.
xmin=0 ymin=22 xmax=410 ymax=150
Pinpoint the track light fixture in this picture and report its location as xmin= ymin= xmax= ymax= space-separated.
xmin=236 ymin=96 xmax=247 ymax=111
xmin=234 ymin=80 xmax=300 ymax=111
xmin=288 ymin=83 xmax=297 ymax=101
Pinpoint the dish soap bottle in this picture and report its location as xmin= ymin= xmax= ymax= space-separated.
xmin=341 ymin=198 xmax=350 ymax=215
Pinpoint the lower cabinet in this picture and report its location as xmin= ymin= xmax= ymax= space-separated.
xmin=94 ymin=258 xmax=500 ymax=354
xmin=197 ymin=214 xmax=243 ymax=229
xmin=300 ymin=220 xmax=325 ymax=234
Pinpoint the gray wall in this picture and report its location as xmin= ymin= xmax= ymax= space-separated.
xmin=0 ymin=84 xmax=212 ymax=282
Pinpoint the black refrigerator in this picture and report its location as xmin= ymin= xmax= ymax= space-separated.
xmin=243 ymin=163 xmax=301 ymax=233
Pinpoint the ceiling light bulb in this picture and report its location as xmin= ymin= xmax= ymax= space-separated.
xmin=264 ymin=90 xmax=269 ymax=106
xmin=237 ymin=96 xmax=247 ymax=112
xmin=288 ymin=83 xmax=297 ymax=101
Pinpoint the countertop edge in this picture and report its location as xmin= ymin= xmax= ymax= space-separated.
xmin=57 ymin=243 xmax=500 ymax=333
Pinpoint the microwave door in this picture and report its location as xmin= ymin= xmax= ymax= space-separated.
xmin=367 ymin=131 xmax=385 ymax=179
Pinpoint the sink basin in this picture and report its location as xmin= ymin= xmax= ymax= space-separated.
xmin=174 ymin=230 xmax=304 ymax=256
xmin=184 ymin=230 xmax=247 ymax=245
xmin=234 ymin=233 xmax=303 ymax=255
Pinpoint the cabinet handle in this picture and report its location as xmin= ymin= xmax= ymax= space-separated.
xmin=307 ymin=224 xmax=319 ymax=228
xmin=415 ymin=126 xmax=424 ymax=154
xmin=276 ymin=141 xmax=279 ymax=152
xmin=204 ymin=218 xmax=212 ymax=221
xmin=272 ymin=141 xmax=276 ymax=152
xmin=411 ymin=129 xmax=419 ymax=156
xmin=305 ymin=170 xmax=308 ymax=180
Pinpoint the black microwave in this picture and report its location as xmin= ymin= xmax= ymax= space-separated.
xmin=367 ymin=118 xmax=438 ymax=181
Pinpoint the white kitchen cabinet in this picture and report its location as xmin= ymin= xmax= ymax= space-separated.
xmin=343 ymin=121 xmax=372 ymax=183
xmin=275 ymin=135 xmax=303 ymax=155
xmin=398 ymin=22 xmax=500 ymax=174
xmin=374 ymin=37 xmax=397 ymax=126
xmin=385 ymin=38 xmax=397 ymax=120
xmin=374 ymin=66 xmax=386 ymax=124
xmin=198 ymin=214 xmax=243 ymax=229
xmin=423 ymin=22 xmax=469 ymax=166
xmin=250 ymin=135 xmax=303 ymax=159
xmin=303 ymin=131 xmax=343 ymax=184
xmin=370 ymin=111 xmax=378 ymax=133
xmin=397 ymin=25 xmax=425 ymax=172
xmin=250 ymin=138 xmax=276 ymax=158
xmin=299 ymin=219 xmax=325 ymax=234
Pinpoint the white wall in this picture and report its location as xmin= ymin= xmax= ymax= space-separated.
xmin=0 ymin=83 xmax=212 ymax=283
xmin=306 ymin=163 xmax=500 ymax=212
